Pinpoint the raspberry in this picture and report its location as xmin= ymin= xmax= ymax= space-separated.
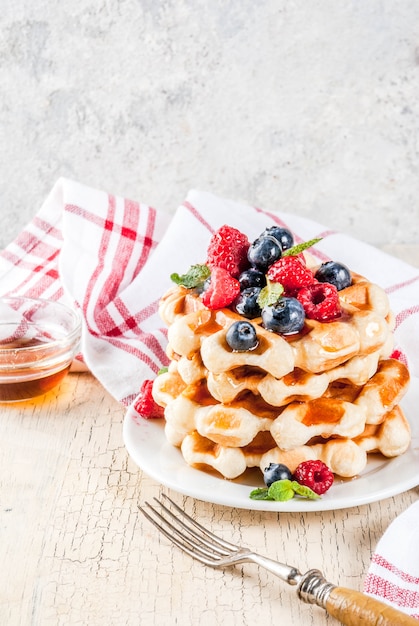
xmin=133 ymin=379 xmax=165 ymax=419
xmin=297 ymin=282 xmax=341 ymax=321
xmin=390 ymin=349 xmax=402 ymax=361
xmin=294 ymin=252 xmax=307 ymax=266
xmin=206 ymin=225 xmax=250 ymax=278
xmin=293 ymin=460 xmax=334 ymax=495
xmin=267 ymin=256 xmax=315 ymax=293
xmin=201 ymin=266 xmax=241 ymax=310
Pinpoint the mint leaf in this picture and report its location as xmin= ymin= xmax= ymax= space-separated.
xmin=283 ymin=238 xmax=322 ymax=257
xmin=267 ymin=479 xmax=295 ymax=501
xmin=170 ymin=264 xmax=211 ymax=289
xmin=291 ymin=481 xmax=320 ymax=500
xmin=249 ymin=487 xmax=274 ymax=501
xmin=257 ymin=279 xmax=284 ymax=308
xmin=249 ymin=479 xmax=322 ymax=502
xmin=158 ymin=367 xmax=168 ymax=375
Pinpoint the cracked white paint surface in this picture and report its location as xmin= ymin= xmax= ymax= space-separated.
xmin=0 ymin=371 xmax=418 ymax=625
xmin=0 ymin=1 xmax=418 ymax=249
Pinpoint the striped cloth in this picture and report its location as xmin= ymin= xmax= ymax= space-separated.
xmin=1 ymin=177 xmax=418 ymax=614
xmin=1 ymin=177 xmax=418 ymax=406
xmin=1 ymin=178 xmax=419 ymax=403
xmin=364 ymin=500 xmax=419 ymax=619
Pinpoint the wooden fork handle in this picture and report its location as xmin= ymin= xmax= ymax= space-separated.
xmin=325 ymin=586 xmax=418 ymax=625
xmin=297 ymin=570 xmax=417 ymax=625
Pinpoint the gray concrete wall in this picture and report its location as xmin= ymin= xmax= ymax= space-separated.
xmin=1 ymin=1 xmax=418 ymax=248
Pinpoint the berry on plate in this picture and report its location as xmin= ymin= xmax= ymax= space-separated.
xmin=133 ymin=379 xmax=165 ymax=419
xmin=293 ymin=460 xmax=334 ymax=495
xmin=267 ymin=255 xmax=316 ymax=293
xmin=201 ymin=266 xmax=241 ymax=310
xmin=247 ymin=235 xmax=282 ymax=272
xmin=238 ymin=267 xmax=267 ymax=290
xmin=261 ymin=297 xmax=306 ymax=334
xmin=315 ymin=261 xmax=352 ymax=291
xmin=206 ymin=225 xmax=250 ymax=278
xmin=233 ymin=286 xmax=262 ymax=319
xmin=297 ymin=282 xmax=341 ymax=321
xmin=261 ymin=226 xmax=294 ymax=251
xmin=263 ymin=462 xmax=293 ymax=487
xmin=226 ymin=320 xmax=259 ymax=351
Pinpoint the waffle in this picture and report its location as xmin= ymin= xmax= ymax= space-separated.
xmin=153 ymin=268 xmax=410 ymax=481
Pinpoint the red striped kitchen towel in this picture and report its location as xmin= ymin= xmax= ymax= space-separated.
xmin=364 ymin=500 xmax=419 ymax=619
xmin=0 ymin=177 xmax=418 ymax=408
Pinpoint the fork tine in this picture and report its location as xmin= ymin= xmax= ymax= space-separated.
xmin=140 ymin=497 xmax=299 ymax=584
xmin=139 ymin=501 xmax=225 ymax=566
xmin=159 ymin=494 xmax=241 ymax=552
xmin=141 ymin=500 xmax=223 ymax=560
xmin=139 ymin=503 xmax=212 ymax=564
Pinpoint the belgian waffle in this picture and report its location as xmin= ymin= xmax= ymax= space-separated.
xmin=153 ymin=267 xmax=410 ymax=481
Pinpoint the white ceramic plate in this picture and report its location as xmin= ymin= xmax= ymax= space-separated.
xmin=123 ymin=383 xmax=419 ymax=512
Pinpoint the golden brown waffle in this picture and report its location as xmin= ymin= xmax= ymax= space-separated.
xmin=153 ymin=270 xmax=410 ymax=481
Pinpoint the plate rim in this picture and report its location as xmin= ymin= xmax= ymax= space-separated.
xmin=123 ymin=387 xmax=419 ymax=512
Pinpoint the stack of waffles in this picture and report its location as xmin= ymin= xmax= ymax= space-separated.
xmin=152 ymin=264 xmax=410 ymax=481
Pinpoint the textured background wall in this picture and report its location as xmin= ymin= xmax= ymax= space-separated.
xmin=1 ymin=1 xmax=418 ymax=250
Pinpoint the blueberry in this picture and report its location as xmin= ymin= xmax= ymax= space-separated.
xmin=238 ymin=268 xmax=267 ymax=290
xmin=315 ymin=261 xmax=352 ymax=291
xmin=233 ymin=287 xmax=262 ymax=319
xmin=262 ymin=297 xmax=305 ymax=334
xmin=262 ymin=226 xmax=294 ymax=251
xmin=247 ymin=235 xmax=282 ymax=272
xmin=263 ymin=463 xmax=293 ymax=487
xmin=225 ymin=321 xmax=258 ymax=351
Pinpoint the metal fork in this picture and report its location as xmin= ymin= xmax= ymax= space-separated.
xmin=139 ymin=494 xmax=417 ymax=626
